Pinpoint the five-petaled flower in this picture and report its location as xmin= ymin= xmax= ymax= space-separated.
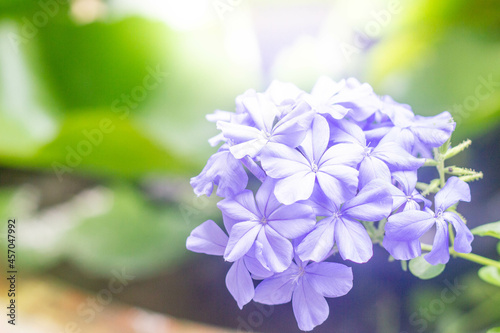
xmin=384 ymin=176 xmax=473 ymax=264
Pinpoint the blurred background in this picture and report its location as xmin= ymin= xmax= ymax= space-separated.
xmin=0 ymin=0 xmax=499 ymax=332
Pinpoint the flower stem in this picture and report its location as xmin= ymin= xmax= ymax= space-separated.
xmin=438 ymin=157 xmax=446 ymax=188
xmin=421 ymin=243 xmax=500 ymax=269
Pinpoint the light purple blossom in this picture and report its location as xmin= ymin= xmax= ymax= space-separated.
xmin=297 ymin=180 xmax=393 ymax=263
xmin=190 ymin=146 xmax=248 ymax=198
xmin=261 ymin=115 xmax=363 ymax=204
xmin=304 ymin=76 xmax=380 ymax=121
xmin=253 ymin=256 xmax=353 ymax=331
xmin=384 ymin=177 xmax=473 ymax=264
xmin=217 ymin=93 xmax=314 ymax=159
xmin=187 ymin=76 xmax=473 ymax=331
xmin=329 ymin=117 xmax=425 ymax=188
xmin=186 ymin=220 xmax=272 ymax=309
xmin=218 ymin=178 xmax=316 ymax=272
xmin=389 ymin=171 xmax=432 ymax=212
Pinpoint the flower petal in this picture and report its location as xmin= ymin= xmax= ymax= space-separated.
xmin=256 ymin=226 xmax=293 ymax=272
xmin=328 ymin=118 xmax=366 ymax=146
xmin=274 ymin=171 xmax=316 ymax=205
xmin=412 ymin=111 xmax=455 ymax=148
xmin=387 ymin=183 xmax=407 ymax=211
xmin=217 ymin=190 xmax=260 ymax=221
xmin=335 ymin=218 xmax=373 ymax=263
xmin=296 ymin=217 xmax=336 ymax=262
xmin=242 ymin=93 xmax=278 ymax=132
xmin=392 ymin=171 xmax=418 ymax=195
xmin=424 ymin=220 xmax=450 ymax=265
xmin=244 ymin=247 xmax=273 ymax=280
xmin=265 ymin=80 xmax=303 ymax=105
xmin=342 ymin=179 xmax=393 ymax=221
xmin=358 ymin=156 xmax=391 ymax=189
xmin=292 ymin=277 xmax=329 ymax=331
xmin=186 ymin=220 xmax=228 ymax=256
xmin=299 ymin=114 xmax=330 ymax=163
xmin=216 ymin=121 xmax=261 ymax=143
xmin=190 ymin=149 xmax=248 ymax=198
xmin=229 ymin=138 xmax=268 ymax=159
xmin=382 ymin=238 xmax=421 ymax=260
xmin=305 ymin=262 xmax=353 ymax=298
xmin=434 ymin=176 xmax=471 ymax=211
xmin=385 ymin=210 xmax=435 ymax=241
xmin=253 ymin=266 xmax=297 ymax=305
xmin=226 ymin=259 xmax=254 ymax=309
xmin=224 ymin=221 xmax=262 ymax=262
xmin=316 ymin=166 xmax=358 ymax=204
xmin=272 ymin=109 xmax=315 ymax=148
xmin=319 ymin=143 xmax=365 ymax=168
xmin=255 ymin=178 xmax=281 ymax=217
xmin=444 ymin=211 xmax=473 ymax=254
xmin=260 ymin=144 xmax=310 ymax=179
xmin=268 ymin=203 xmax=316 ymax=239
xmin=372 ymin=141 xmax=424 ymax=171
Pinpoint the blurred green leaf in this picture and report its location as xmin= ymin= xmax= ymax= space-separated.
xmin=478 ymin=266 xmax=500 ymax=287
xmin=409 ymin=255 xmax=445 ymax=279
xmin=59 ymin=184 xmax=193 ymax=277
xmin=471 ymin=221 xmax=500 ymax=239
xmin=35 ymin=17 xmax=173 ymax=112
xmin=30 ymin=112 xmax=195 ymax=178
xmin=368 ymin=0 xmax=500 ymax=140
xmin=497 ymin=242 xmax=500 ymax=256
xmin=487 ymin=327 xmax=500 ymax=333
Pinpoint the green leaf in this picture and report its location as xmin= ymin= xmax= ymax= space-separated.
xmin=478 ymin=266 xmax=500 ymax=287
xmin=497 ymin=242 xmax=500 ymax=256
xmin=58 ymin=184 xmax=196 ymax=277
xmin=401 ymin=260 xmax=408 ymax=272
xmin=31 ymin=112 xmax=196 ymax=178
xmin=409 ymin=256 xmax=446 ymax=280
xmin=487 ymin=327 xmax=500 ymax=333
xmin=368 ymin=0 xmax=500 ymax=141
xmin=471 ymin=221 xmax=500 ymax=239
xmin=35 ymin=17 xmax=173 ymax=111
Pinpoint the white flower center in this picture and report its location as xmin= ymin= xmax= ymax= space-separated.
xmin=311 ymin=162 xmax=319 ymax=173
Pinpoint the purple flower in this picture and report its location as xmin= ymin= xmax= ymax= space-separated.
xmin=218 ymin=178 xmax=316 ymax=272
xmin=186 ymin=220 xmax=272 ymax=309
xmin=190 ymin=146 xmax=248 ymax=198
xmin=297 ymin=180 xmax=393 ymax=263
xmin=384 ymin=176 xmax=473 ymax=264
xmin=253 ymin=257 xmax=353 ymax=331
xmin=389 ymin=171 xmax=432 ymax=212
xmin=217 ymin=93 xmax=314 ymax=159
xmin=187 ymin=76 xmax=472 ymax=332
xmin=329 ymin=118 xmax=425 ymax=188
xmin=379 ymin=96 xmax=455 ymax=156
xmin=261 ymin=115 xmax=363 ymax=204
xmin=265 ymin=80 xmax=304 ymax=116
xmin=304 ymin=77 xmax=380 ymax=121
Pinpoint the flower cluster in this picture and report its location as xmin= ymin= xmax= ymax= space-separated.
xmin=186 ymin=77 xmax=472 ymax=331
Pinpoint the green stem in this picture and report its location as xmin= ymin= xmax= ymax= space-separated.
xmin=451 ymin=251 xmax=500 ymax=269
xmin=437 ymin=157 xmax=445 ymax=188
xmin=421 ymin=244 xmax=500 ymax=269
